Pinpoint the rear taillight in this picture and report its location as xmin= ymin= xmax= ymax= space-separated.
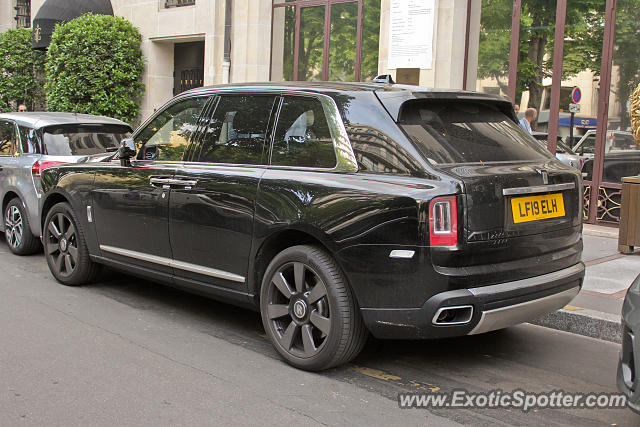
xmin=32 ymin=161 xmax=64 ymax=177
xmin=429 ymin=195 xmax=458 ymax=247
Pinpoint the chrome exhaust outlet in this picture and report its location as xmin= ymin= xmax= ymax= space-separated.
xmin=432 ymin=305 xmax=474 ymax=325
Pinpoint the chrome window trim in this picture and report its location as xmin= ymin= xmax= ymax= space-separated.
xmin=502 ymin=182 xmax=575 ymax=196
xmin=100 ymin=245 xmax=245 ymax=283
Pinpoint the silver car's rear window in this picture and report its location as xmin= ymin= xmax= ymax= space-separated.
xmin=42 ymin=124 xmax=131 ymax=156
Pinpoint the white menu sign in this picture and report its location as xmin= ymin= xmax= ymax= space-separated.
xmin=388 ymin=0 xmax=435 ymax=69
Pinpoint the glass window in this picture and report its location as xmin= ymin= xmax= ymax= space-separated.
xmin=271 ymin=96 xmax=336 ymax=168
xmin=136 ymin=96 xmax=208 ymax=161
xmin=0 ymin=121 xmax=16 ymax=156
xmin=19 ymin=126 xmax=41 ymax=154
xmin=196 ymin=95 xmax=276 ymax=165
xmin=346 ymin=124 xmax=420 ymax=175
xmin=43 ymin=124 xmax=131 ymax=156
xmin=400 ymin=100 xmax=553 ymax=165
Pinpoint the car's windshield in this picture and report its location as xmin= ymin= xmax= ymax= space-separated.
xmin=399 ymin=100 xmax=552 ymax=165
xmin=42 ymin=124 xmax=131 ymax=156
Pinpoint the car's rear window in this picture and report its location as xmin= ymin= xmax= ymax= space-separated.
xmin=43 ymin=124 xmax=131 ymax=156
xmin=399 ymin=101 xmax=552 ymax=165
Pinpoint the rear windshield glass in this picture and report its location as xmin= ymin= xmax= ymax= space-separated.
xmin=399 ymin=101 xmax=552 ymax=165
xmin=43 ymin=124 xmax=131 ymax=156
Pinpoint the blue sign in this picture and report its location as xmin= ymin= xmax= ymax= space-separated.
xmin=558 ymin=116 xmax=596 ymax=128
xmin=571 ymin=87 xmax=582 ymax=103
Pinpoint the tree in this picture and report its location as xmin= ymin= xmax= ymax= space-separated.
xmin=45 ymin=14 xmax=144 ymax=124
xmin=0 ymin=28 xmax=45 ymax=112
xmin=610 ymin=0 xmax=640 ymax=130
xmin=478 ymin=0 xmax=605 ymax=111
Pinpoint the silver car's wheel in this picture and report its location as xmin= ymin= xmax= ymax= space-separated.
xmin=3 ymin=198 xmax=40 ymax=255
xmin=5 ymin=205 xmax=23 ymax=249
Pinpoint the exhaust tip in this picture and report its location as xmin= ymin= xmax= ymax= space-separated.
xmin=432 ymin=305 xmax=473 ymax=325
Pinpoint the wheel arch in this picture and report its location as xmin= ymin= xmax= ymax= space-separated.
xmin=249 ymin=227 xmax=349 ymax=304
xmin=2 ymin=190 xmax=22 ymax=216
xmin=40 ymin=190 xmax=72 ymax=233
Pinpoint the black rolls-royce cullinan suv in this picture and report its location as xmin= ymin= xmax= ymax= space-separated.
xmin=39 ymin=82 xmax=585 ymax=371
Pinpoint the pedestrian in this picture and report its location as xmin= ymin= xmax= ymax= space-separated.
xmin=519 ymin=107 xmax=537 ymax=134
xmin=514 ymin=104 xmax=520 ymax=114
xmin=17 ymin=104 xmax=27 ymax=112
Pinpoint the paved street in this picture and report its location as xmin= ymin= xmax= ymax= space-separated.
xmin=0 ymin=239 xmax=637 ymax=426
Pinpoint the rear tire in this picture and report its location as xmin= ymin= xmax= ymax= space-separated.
xmin=4 ymin=198 xmax=41 ymax=255
xmin=43 ymin=202 xmax=101 ymax=286
xmin=260 ymin=245 xmax=368 ymax=371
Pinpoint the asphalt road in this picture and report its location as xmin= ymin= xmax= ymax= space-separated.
xmin=0 ymin=240 xmax=637 ymax=426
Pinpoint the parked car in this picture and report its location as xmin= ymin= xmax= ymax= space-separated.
xmin=581 ymin=152 xmax=640 ymax=183
xmin=618 ymin=273 xmax=640 ymax=413
xmin=573 ymin=129 xmax=637 ymax=157
xmin=0 ymin=112 xmax=131 ymax=255
xmin=39 ymin=83 xmax=584 ymax=371
xmin=531 ymin=132 xmax=584 ymax=169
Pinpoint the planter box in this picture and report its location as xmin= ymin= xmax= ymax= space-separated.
xmin=619 ymin=176 xmax=640 ymax=254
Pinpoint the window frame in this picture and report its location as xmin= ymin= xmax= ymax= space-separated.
xmin=187 ymin=92 xmax=280 ymax=166
xmin=266 ymin=91 xmax=357 ymax=172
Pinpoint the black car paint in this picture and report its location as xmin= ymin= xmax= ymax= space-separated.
xmin=40 ymin=82 xmax=584 ymax=339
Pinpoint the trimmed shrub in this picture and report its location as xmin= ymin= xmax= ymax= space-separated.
xmin=0 ymin=28 xmax=46 ymax=112
xmin=45 ymin=14 xmax=145 ymax=123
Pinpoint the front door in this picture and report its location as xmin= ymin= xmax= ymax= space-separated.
xmin=169 ymin=93 xmax=278 ymax=292
xmin=91 ymin=96 xmax=210 ymax=276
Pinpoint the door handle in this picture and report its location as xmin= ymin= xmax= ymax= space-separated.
xmin=150 ymin=177 xmax=197 ymax=188
xmin=0 ymin=166 xmax=3 ymax=172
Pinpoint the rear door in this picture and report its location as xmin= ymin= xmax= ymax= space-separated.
xmin=92 ymin=95 xmax=209 ymax=275
xmin=168 ymin=93 xmax=278 ymax=292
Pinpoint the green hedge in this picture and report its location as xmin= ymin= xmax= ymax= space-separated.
xmin=45 ymin=14 xmax=145 ymax=123
xmin=0 ymin=28 xmax=45 ymax=112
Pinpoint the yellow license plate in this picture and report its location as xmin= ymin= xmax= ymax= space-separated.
xmin=511 ymin=193 xmax=565 ymax=223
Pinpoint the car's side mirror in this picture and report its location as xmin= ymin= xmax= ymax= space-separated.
xmin=118 ymin=138 xmax=136 ymax=166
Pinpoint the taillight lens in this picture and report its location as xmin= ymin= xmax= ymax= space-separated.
xmin=429 ymin=195 xmax=458 ymax=247
xmin=32 ymin=161 xmax=64 ymax=177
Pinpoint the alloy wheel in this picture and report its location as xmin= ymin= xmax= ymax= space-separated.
xmin=45 ymin=212 xmax=79 ymax=278
xmin=265 ymin=261 xmax=332 ymax=358
xmin=4 ymin=205 xmax=23 ymax=249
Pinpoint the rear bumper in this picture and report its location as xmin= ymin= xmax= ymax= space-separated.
xmin=361 ymin=262 xmax=584 ymax=339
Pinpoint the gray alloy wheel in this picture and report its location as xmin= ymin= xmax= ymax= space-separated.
xmin=260 ymin=245 xmax=368 ymax=371
xmin=265 ymin=260 xmax=332 ymax=359
xmin=45 ymin=211 xmax=79 ymax=279
xmin=5 ymin=204 xmax=23 ymax=250
xmin=43 ymin=202 xmax=100 ymax=286
xmin=4 ymin=198 xmax=40 ymax=255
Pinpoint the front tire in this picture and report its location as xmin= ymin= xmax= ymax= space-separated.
xmin=260 ymin=245 xmax=367 ymax=371
xmin=4 ymin=198 xmax=41 ymax=255
xmin=43 ymin=202 xmax=100 ymax=286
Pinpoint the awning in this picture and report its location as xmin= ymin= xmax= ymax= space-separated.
xmin=558 ymin=116 xmax=597 ymax=129
xmin=32 ymin=0 xmax=113 ymax=49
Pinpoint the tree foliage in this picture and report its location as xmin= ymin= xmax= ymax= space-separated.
xmin=0 ymin=28 xmax=45 ymax=112
xmin=611 ymin=0 xmax=640 ymax=129
xmin=478 ymin=0 xmax=605 ymax=111
xmin=45 ymin=14 xmax=144 ymax=124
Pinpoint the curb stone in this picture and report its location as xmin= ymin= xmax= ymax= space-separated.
xmin=530 ymin=308 xmax=622 ymax=344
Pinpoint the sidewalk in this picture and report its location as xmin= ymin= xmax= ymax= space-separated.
xmin=531 ymin=224 xmax=640 ymax=343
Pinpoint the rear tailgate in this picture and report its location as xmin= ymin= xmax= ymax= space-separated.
xmin=394 ymin=96 xmax=583 ymax=287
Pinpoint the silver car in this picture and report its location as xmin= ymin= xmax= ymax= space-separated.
xmin=0 ymin=112 xmax=131 ymax=255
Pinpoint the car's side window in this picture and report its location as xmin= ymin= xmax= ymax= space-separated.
xmin=135 ymin=96 xmax=209 ymax=161
xmin=196 ymin=94 xmax=277 ymax=165
xmin=271 ymin=96 xmax=336 ymax=168
xmin=18 ymin=126 xmax=41 ymax=154
xmin=0 ymin=121 xmax=16 ymax=156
